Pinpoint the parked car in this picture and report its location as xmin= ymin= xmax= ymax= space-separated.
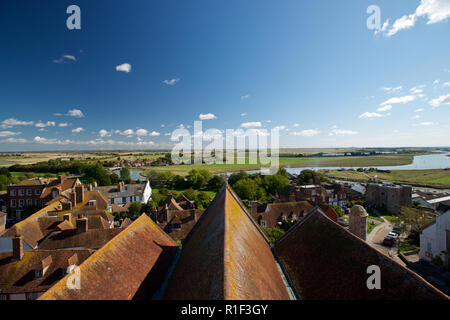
xmin=388 ymin=232 xmax=399 ymax=239
xmin=383 ymin=236 xmax=395 ymax=246
xmin=392 ymin=226 xmax=401 ymax=234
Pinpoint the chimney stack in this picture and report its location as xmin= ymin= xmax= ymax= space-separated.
xmin=12 ymin=234 xmax=24 ymax=260
xmin=58 ymin=174 xmax=65 ymax=185
xmin=75 ymin=185 xmax=84 ymax=204
xmin=36 ymin=255 xmax=52 ymax=278
xmin=118 ymin=182 xmax=123 ymax=192
xmin=71 ymin=189 xmax=77 ymax=207
xmin=76 ymin=218 xmax=88 ymax=234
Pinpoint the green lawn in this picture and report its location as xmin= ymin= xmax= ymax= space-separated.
xmin=142 ymin=153 xmax=422 ymax=176
xmin=367 ymin=221 xmax=377 ymax=234
xmin=152 ymin=188 xmax=217 ymax=199
xmin=322 ymin=169 xmax=450 ymax=189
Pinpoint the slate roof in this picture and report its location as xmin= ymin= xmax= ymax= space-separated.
xmin=164 ymin=184 xmax=290 ymax=300
xmin=0 ymin=249 xmax=93 ymax=294
xmin=274 ymin=208 xmax=449 ymax=300
xmin=39 ymin=214 xmax=179 ymax=300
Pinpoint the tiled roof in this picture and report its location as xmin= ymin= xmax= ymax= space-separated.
xmin=251 ymin=201 xmax=315 ymax=228
xmin=0 ymin=249 xmax=93 ymax=294
xmin=38 ymin=228 xmax=124 ymax=250
xmin=95 ymin=183 xmax=146 ymax=199
xmin=120 ymin=218 xmax=132 ymax=228
xmin=39 ymin=214 xmax=179 ymax=300
xmin=40 ymin=178 xmax=78 ymax=200
xmin=164 ymin=184 xmax=290 ymax=300
xmin=274 ymin=208 xmax=449 ymax=300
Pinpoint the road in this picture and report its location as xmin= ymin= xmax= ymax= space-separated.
xmin=366 ymin=210 xmax=405 ymax=266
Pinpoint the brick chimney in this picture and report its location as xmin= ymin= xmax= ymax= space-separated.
xmin=65 ymin=253 xmax=79 ymax=274
xmin=76 ymin=218 xmax=88 ymax=233
xmin=58 ymin=174 xmax=65 ymax=185
xmin=75 ymin=185 xmax=84 ymax=204
xmin=12 ymin=234 xmax=24 ymax=260
xmin=71 ymin=189 xmax=77 ymax=207
xmin=118 ymin=182 xmax=123 ymax=192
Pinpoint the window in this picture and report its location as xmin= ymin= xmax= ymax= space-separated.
xmin=11 ymin=199 xmax=16 ymax=208
xmin=427 ymin=242 xmax=432 ymax=253
xmin=35 ymin=189 xmax=41 ymax=195
xmin=10 ymin=189 xmax=16 ymax=196
xmin=26 ymin=199 xmax=32 ymax=206
xmin=171 ymin=224 xmax=181 ymax=231
xmin=260 ymin=220 xmax=267 ymax=228
xmin=34 ymin=199 xmax=40 ymax=206
xmin=26 ymin=189 xmax=32 ymax=196
xmin=122 ymin=197 xmax=126 ymax=203
xmin=18 ymin=189 xmax=24 ymax=196
xmin=311 ymin=190 xmax=316 ymax=196
xmin=19 ymin=199 xmax=24 ymax=208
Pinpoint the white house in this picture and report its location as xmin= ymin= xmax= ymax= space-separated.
xmin=419 ymin=209 xmax=450 ymax=270
xmin=95 ymin=180 xmax=152 ymax=207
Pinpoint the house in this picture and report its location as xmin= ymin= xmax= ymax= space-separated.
xmin=0 ymin=211 xmax=6 ymax=233
xmin=250 ymin=201 xmax=315 ymax=228
xmin=0 ymin=191 xmax=7 ymax=212
xmin=40 ymin=214 xmax=180 ymax=300
xmin=151 ymin=194 xmax=204 ymax=242
xmin=419 ymin=210 xmax=450 ymax=270
xmin=274 ymin=208 xmax=448 ymax=300
xmin=0 ymin=188 xmax=116 ymax=251
xmin=323 ymin=183 xmax=348 ymax=207
xmin=94 ymin=180 xmax=152 ymax=208
xmin=0 ymin=234 xmax=92 ymax=300
xmin=7 ymin=175 xmax=81 ymax=221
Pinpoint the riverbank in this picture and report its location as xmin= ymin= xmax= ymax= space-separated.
xmin=320 ymin=169 xmax=450 ymax=189
xmin=141 ymin=153 xmax=424 ymax=176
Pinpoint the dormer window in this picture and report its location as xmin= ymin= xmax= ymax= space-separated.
xmin=171 ymin=224 xmax=181 ymax=231
xmin=35 ymin=269 xmax=43 ymax=279
xmin=88 ymin=200 xmax=96 ymax=207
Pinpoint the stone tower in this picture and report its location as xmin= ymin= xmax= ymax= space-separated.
xmin=349 ymin=205 xmax=368 ymax=241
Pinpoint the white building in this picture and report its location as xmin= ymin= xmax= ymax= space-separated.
xmin=419 ymin=209 xmax=450 ymax=270
xmin=95 ymin=180 xmax=152 ymax=207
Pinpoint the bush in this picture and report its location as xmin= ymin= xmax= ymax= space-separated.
xmin=265 ymin=227 xmax=285 ymax=245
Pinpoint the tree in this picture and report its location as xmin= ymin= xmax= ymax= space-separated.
xmin=297 ymin=169 xmax=322 ymax=185
xmin=120 ymin=167 xmax=131 ymax=183
xmin=263 ymin=174 xmax=289 ymax=196
xmin=398 ymin=206 xmax=434 ymax=232
xmin=182 ymin=188 xmax=197 ymax=202
xmin=128 ymin=202 xmax=143 ymax=219
xmin=186 ymin=169 xmax=207 ymax=189
xmin=228 ymin=171 xmax=248 ymax=186
xmin=277 ymin=167 xmax=288 ymax=177
xmin=196 ymin=191 xmax=211 ymax=209
xmin=208 ymin=175 xmax=225 ymax=191
xmin=110 ymin=173 xmax=120 ymax=184
xmin=232 ymin=178 xmax=266 ymax=201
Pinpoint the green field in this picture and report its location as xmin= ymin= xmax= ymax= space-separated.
xmin=321 ymin=169 xmax=450 ymax=189
xmin=141 ymin=154 xmax=422 ymax=176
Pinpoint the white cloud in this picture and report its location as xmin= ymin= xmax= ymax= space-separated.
xmin=53 ymin=54 xmax=76 ymax=64
xmin=0 ymin=131 xmax=21 ymax=137
xmin=385 ymin=0 xmax=450 ymax=37
xmin=434 ymin=79 xmax=440 ymax=85
xmin=163 ymin=78 xmax=180 ymax=85
xmin=149 ymin=131 xmax=160 ymax=137
xmin=412 ymin=115 xmax=421 ymax=119
xmin=35 ymin=121 xmax=56 ymax=128
xmin=240 ymin=122 xmax=262 ymax=128
xmin=291 ymin=129 xmax=320 ymax=137
xmin=136 ymin=129 xmax=148 ymax=136
xmin=58 ymin=123 xmax=69 ymax=127
xmin=241 ymin=94 xmax=250 ymax=100
xmin=359 ymin=112 xmax=383 ymax=119
xmin=329 ymin=129 xmax=359 ymax=136
xmin=443 ymin=82 xmax=450 ymax=87
xmin=429 ymin=93 xmax=450 ymax=108
xmin=376 ymin=105 xmax=392 ymax=112
xmin=293 ymin=123 xmax=300 ymax=127
xmin=72 ymin=127 xmax=84 ymax=133
xmin=410 ymin=86 xmax=424 ymax=94
xmin=199 ymin=113 xmax=217 ymax=120
xmin=414 ymin=122 xmax=435 ymax=126
xmin=273 ymin=125 xmax=286 ymax=131
xmin=121 ymin=129 xmax=134 ymax=136
xmin=241 ymin=113 xmax=247 ymax=117
xmin=382 ymin=86 xmax=402 ymax=92
xmin=0 ymin=118 xmax=34 ymax=128
xmin=116 ymin=63 xmax=132 ymax=73
xmin=380 ymin=95 xmax=416 ymax=106
xmin=415 ymin=108 xmax=425 ymax=112
xmin=99 ymin=129 xmax=111 ymax=137
xmin=55 ymin=109 xmax=84 ymax=118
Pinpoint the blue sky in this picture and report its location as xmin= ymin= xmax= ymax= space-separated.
xmin=0 ymin=0 xmax=449 ymax=151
